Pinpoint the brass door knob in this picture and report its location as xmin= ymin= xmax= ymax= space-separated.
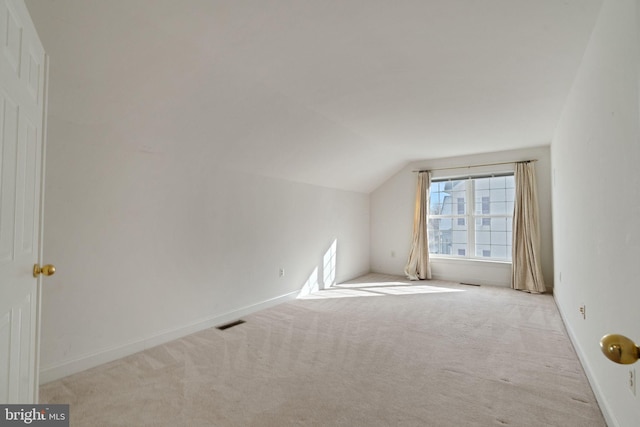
xmin=600 ymin=334 xmax=640 ymax=364
xmin=33 ymin=264 xmax=56 ymax=278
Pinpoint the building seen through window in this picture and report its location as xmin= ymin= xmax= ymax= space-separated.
xmin=428 ymin=175 xmax=515 ymax=261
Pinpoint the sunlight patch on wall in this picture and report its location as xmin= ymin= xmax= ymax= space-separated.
xmin=323 ymin=239 xmax=337 ymax=287
xmin=297 ymin=238 xmax=338 ymax=299
xmin=297 ymin=267 xmax=319 ymax=298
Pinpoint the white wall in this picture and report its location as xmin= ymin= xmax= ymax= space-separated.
xmin=370 ymin=146 xmax=553 ymax=288
xmin=551 ymin=0 xmax=640 ymax=426
xmin=39 ymin=115 xmax=370 ymax=382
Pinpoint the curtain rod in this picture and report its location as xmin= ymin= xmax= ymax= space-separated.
xmin=412 ymin=159 xmax=536 ymax=173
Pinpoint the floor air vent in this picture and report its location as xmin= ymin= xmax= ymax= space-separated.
xmin=216 ymin=320 xmax=246 ymax=330
xmin=459 ymin=282 xmax=481 ymax=287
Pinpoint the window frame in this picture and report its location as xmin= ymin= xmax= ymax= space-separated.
xmin=428 ymin=172 xmax=514 ymax=262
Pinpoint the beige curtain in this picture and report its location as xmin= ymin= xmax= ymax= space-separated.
xmin=511 ymin=162 xmax=546 ymax=293
xmin=405 ymin=171 xmax=431 ymax=280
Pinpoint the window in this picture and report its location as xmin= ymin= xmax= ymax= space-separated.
xmin=428 ymin=175 xmax=514 ymax=261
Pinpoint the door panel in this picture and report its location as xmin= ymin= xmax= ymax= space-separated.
xmin=3 ymin=2 xmax=22 ymax=75
xmin=0 ymin=93 xmax=18 ymax=265
xmin=0 ymin=0 xmax=46 ymax=404
xmin=16 ymin=294 xmax=34 ymax=402
xmin=16 ymin=117 xmax=39 ymax=256
xmin=0 ymin=312 xmax=11 ymax=402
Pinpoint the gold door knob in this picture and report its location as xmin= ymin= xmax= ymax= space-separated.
xmin=33 ymin=264 xmax=56 ymax=278
xmin=600 ymin=334 xmax=640 ymax=364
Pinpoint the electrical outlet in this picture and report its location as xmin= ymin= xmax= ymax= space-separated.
xmin=391 ymin=250 xmax=396 ymax=258
xmin=579 ymin=305 xmax=586 ymax=320
xmin=629 ymin=368 xmax=636 ymax=396
xmin=279 ymin=268 xmax=285 ymax=277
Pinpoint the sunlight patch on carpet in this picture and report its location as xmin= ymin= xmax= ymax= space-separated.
xmin=298 ymin=282 xmax=464 ymax=299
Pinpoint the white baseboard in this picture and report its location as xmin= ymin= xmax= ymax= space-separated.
xmin=430 ymin=257 xmax=512 ymax=287
xmin=429 ymin=273 xmax=511 ymax=287
xmin=39 ymin=290 xmax=299 ymax=385
xmin=553 ymin=295 xmax=618 ymax=427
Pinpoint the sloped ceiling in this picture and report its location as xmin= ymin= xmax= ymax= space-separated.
xmin=25 ymin=0 xmax=603 ymax=193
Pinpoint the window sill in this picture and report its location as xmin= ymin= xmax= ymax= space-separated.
xmin=430 ymin=256 xmax=512 ymax=266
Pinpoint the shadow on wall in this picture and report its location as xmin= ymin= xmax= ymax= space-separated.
xmin=297 ymin=239 xmax=337 ymax=298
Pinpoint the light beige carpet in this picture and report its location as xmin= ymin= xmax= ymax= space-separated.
xmin=40 ymin=274 xmax=606 ymax=426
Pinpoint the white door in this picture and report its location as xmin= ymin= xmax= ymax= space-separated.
xmin=0 ymin=0 xmax=47 ymax=404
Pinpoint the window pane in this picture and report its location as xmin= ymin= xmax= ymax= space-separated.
xmin=506 ymin=201 xmax=514 ymax=214
xmin=431 ymin=181 xmax=444 ymax=192
xmin=475 ymin=177 xmax=516 ymax=215
xmin=429 ymin=181 xmax=443 ymax=214
xmin=476 ymin=244 xmax=510 ymax=260
xmin=492 ymin=245 xmax=508 ymax=259
xmin=505 ymin=175 xmax=515 ymax=189
xmin=491 ymin=230 xmax=507 ymax=245
xmin=429 ymin=192 xmax=441 ymax=214
xmin=428 ymin=216 xmax=466 ymax=256
xmin=476 ymin=230 xmax=491 ymax=245
xmin=491 ymin=187 xmax=506 ymax=202
xmin=452 ymin=229 xmax=467 ymax=244
xmin=452 ymin=243 xmax=466 ymax=256
xmin=475 ymin=177 xmax=490 ymax=190
xmin=476 ymin=244 xmax=490 ymax=257
xmin=490 ymin=217 xmax=508 ymax=231
xmin=475 ymin=218 xmax=511 ymax=261
xmin=453 ymin=215 xmax=467 ymax=231
xmin=490 ymin=176 xmax=506 ymax=188
xmin=449 ymin=180 xmax=466 ymax=191
xmin=490 ymin=201 xmax=509 ymax=215
xmin=428 ymin=218 xmax=448 ymax=255
xmin=429 ymin=180 xmax=466 ymax=215
xmin=477 ymin=217 xmax=509 ymax=231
